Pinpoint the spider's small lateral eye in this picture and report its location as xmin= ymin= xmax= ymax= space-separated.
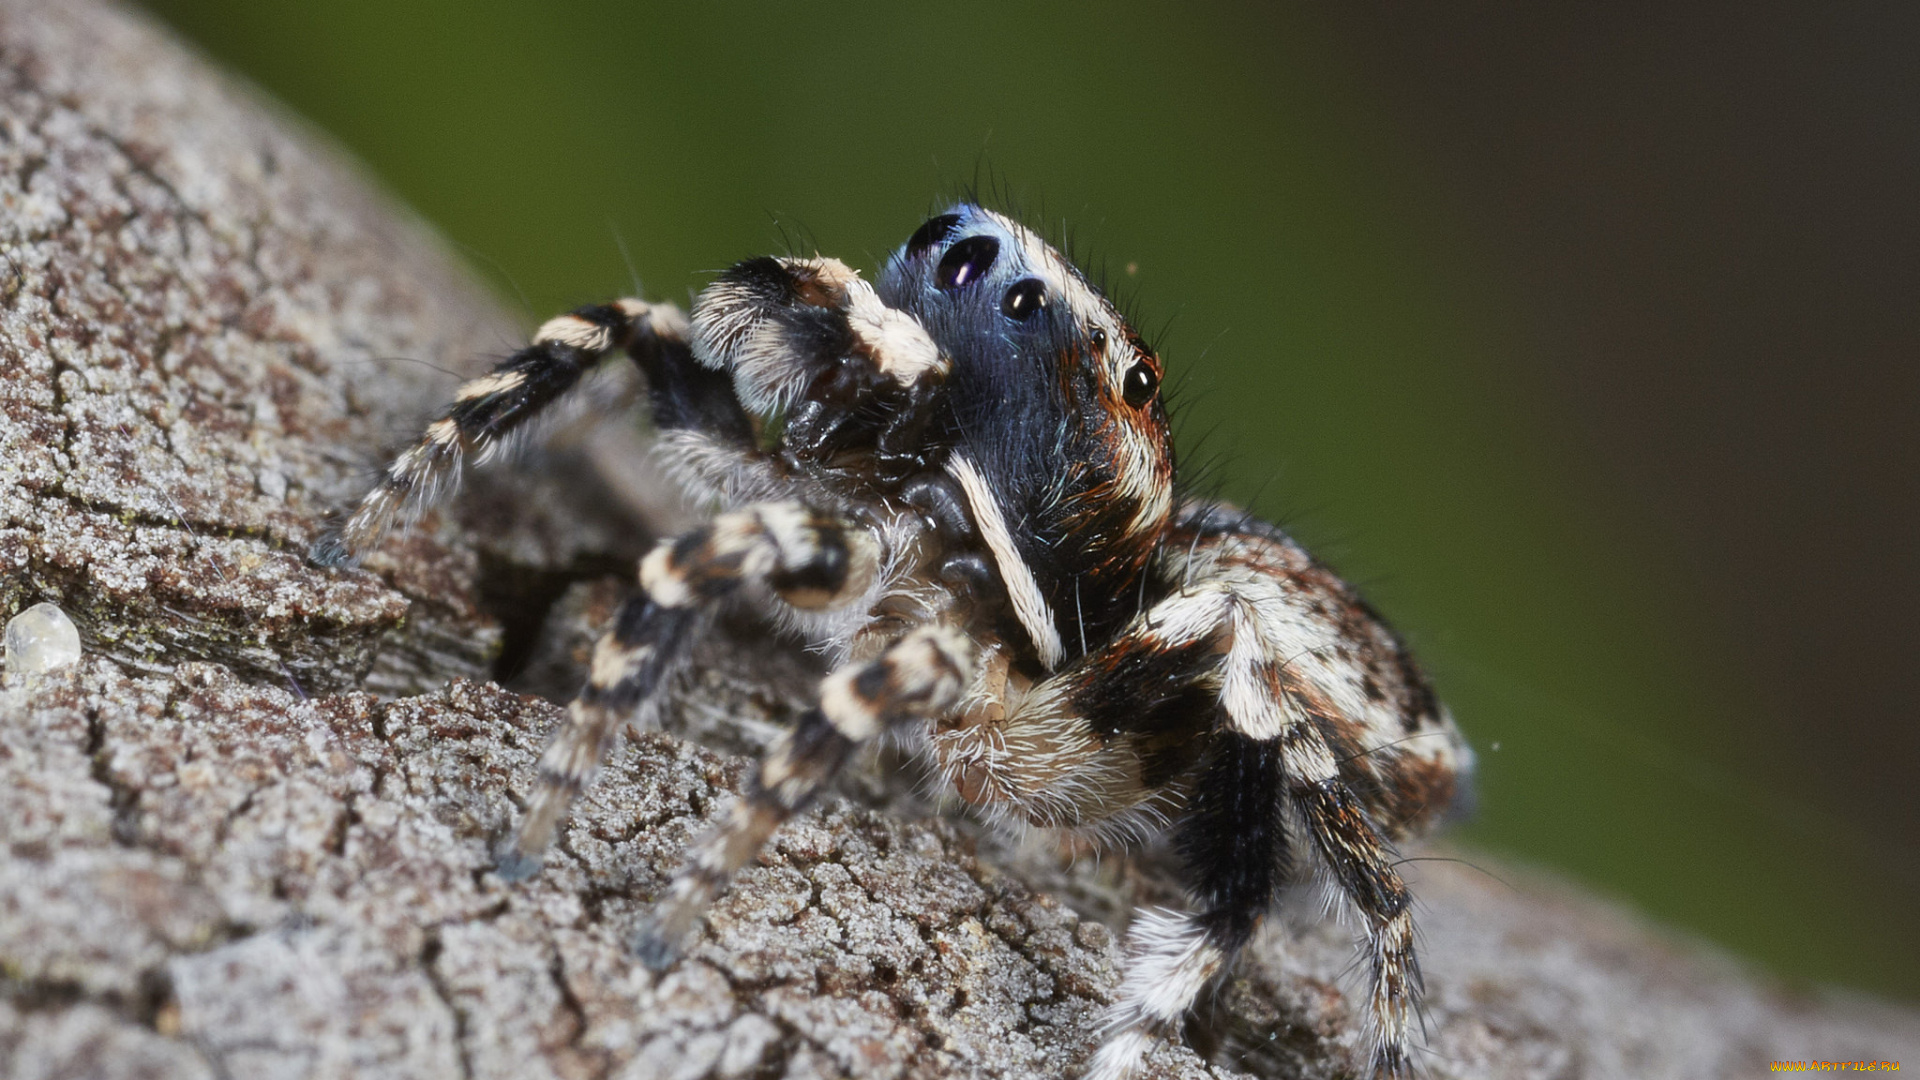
xmin=906 ymin=214 xmax=962 ymax=258
xmin=1001 ymin=278 xmax=1048 ymax=320
xmin=935 ymin=236 xmax=999 ymax=290
xmin=1121 ymin=361 xmax=1159 ymax=408
xmin=1089 ymin=327 xmax=1108 ymax=351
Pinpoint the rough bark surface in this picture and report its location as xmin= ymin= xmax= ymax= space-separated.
xmin=1 ymin=2 xmax=1915 ymax=1079
xmin=0 ymin=0 xmax=645 ymax=700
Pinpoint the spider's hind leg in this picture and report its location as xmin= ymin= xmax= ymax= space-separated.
xmin=496 ymin=500 xmax=882 ymax=879
xmin=1087 ymin=730 xmax=1293 ymax=1080
xmin=1070 ymin=575 xmax=1430 ymax=1080
xmin=1292 ymin=761 xmax=1422 ymax=1077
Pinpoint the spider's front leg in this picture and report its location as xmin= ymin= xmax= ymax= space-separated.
xmin=630 ymin=621 xmax=974 ymax=968
xmin=311 ymin=296 xmax=749 ymax=565
xmin=692 ymin=255 xmax=949 ymax=478
xmin=495 ymin=500 xmax=881 ymax=879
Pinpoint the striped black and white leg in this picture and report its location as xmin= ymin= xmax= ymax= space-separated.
xmin=625 ymin=298 xmax=755 ymax=448
xmin=1217 ymin=589 xmax=1425 ymax=1078
xmin=495 ymin=593 xmax=699 ymax=880
xmin=1096 ymin=818 xmax=1417 ymax=1080
xmin=1084 ymin=729 xmax=1293 ymax=1079
xmin=495 ymin=500 xmax=881 ymax=879
xmin=631 ymin=623 xmax=974 ymax=969
xmin=1291 ymin=763 xmax=1421 ymax=1077
xmin=1073 ymin=581 xmax=1426 ymax=1079
xmin=1088 ymin=909 xmax=1227 ymax=1080
xmin=310 ymin=299 xmax=691 ymax=565
xmin=1234 ymin=628 xmax=1425 ymax=1077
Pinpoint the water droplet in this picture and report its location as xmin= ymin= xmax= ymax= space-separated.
xmin=6 ymin=602 xmax=82 ymax=675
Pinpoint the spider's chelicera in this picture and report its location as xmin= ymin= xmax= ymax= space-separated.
xmin=313 ymin=203 xmax=1473 ymax=1079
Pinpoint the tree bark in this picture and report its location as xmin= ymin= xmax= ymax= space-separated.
xmin=1 ymin=2 xmax=1914 ymax=1078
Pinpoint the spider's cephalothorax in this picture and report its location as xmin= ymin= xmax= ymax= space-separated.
xmin=313 ymin=203 xmax=1472 ymax=1079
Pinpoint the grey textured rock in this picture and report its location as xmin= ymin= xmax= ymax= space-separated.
xmin=2 ymin=2 xmax=1917 ymax=1079
xmin=0 ymin=0 xmax=643 ymax=699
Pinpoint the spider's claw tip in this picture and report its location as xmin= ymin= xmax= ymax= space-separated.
xmin=492 ymin=848 xmax=544 ymax=882
xmin=629 ymin=919 xmax=686 ymax=971
xmin=1372 ymin=1046 xmax=1416 ymax=1080
xmin=307 ymin=532 xmax=357 ymax=568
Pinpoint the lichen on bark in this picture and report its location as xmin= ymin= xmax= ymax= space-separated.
xmin=1 ymin=2 xmax=1916 ymax=1079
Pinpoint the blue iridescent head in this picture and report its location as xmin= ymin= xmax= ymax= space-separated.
xmin=881 ymin=204 xmax=1174 ymax=652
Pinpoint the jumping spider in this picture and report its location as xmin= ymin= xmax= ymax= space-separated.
xmin=313 ymin=203 xmax=1472 ymax=1078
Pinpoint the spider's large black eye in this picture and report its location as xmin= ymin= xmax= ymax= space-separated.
xmin=935 ymin=236 xmax=999 ymax=290
xmin=1121 ymin=361 xmax=1159 ymax=408
xmin=906 ymin=214 xmax=961 ymax=258
xmin=1001 ymin=278 xmax=1047 ymax=320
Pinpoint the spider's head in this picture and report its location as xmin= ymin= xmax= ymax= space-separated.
xmin=881 ymin=204 xmax=1174 ymax=656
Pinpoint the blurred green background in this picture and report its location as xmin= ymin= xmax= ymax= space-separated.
xmin=137 ymin=1 xmax=1919 ymax=999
